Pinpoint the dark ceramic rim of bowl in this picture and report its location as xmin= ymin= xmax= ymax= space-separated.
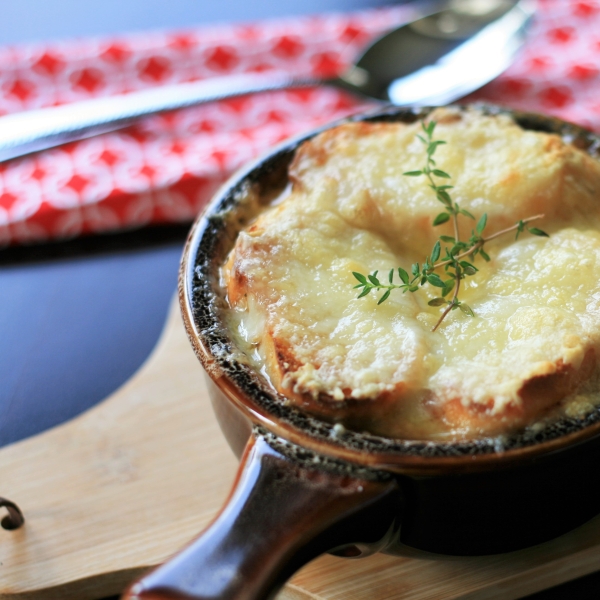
xmin=179 ymin=103 xmax=600 ymax=474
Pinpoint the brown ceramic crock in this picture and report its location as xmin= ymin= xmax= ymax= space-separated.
xmin=124 ymin=105 xmax=600 ymax=600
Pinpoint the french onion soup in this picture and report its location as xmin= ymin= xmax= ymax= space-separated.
xmin=221 ymin=106 xmax=600 ymax=441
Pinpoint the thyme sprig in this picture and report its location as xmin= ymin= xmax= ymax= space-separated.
xmin=353 ymin=120 xmax=549 ymax=331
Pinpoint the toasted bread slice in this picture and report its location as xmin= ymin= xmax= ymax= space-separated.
xmin=222 ymin=109 xmax=600 ymax=440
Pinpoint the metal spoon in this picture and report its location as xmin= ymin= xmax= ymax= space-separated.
xmin=0 ymin=0 xmax=533 ymax=162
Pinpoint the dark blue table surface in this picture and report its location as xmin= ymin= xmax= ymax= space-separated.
xmin=1 ymin=1 xmax=598 ymax=598
xmin=0 ymin=0 xmax=394 ymax=45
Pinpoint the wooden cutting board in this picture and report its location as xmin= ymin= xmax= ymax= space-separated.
xmin=2 ymin=298 xmax=600 ymax=600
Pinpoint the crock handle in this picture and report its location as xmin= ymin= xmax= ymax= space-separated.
xmin=123 ymin=431 xmax=400 ymax=600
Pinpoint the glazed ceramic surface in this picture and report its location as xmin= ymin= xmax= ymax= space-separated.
xmin=123 ymin=106 xmax=600 ymax=600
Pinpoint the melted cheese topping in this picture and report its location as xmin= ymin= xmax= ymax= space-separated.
xmin=223 ymin=107 xmax=600 ymax=440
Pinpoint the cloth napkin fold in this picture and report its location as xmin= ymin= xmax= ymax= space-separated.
xmin=0 ymin=0 xmax=598 ymax=246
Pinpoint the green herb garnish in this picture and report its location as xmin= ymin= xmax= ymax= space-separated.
xmin=353 ymin=120 xmax=548 ymax=331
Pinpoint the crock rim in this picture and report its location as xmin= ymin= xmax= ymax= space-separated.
xmin=179 ymin=103 xmax=600 ymax=475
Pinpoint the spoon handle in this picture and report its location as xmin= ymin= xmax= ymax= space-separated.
xmin=0 ymin=72 xmax=320 ymax=162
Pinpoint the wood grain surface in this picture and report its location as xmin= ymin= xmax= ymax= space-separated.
xmin=1 ymin=299 xmax=600 ymax=600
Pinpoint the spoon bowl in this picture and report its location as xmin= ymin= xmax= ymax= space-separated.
xmin=0 ymin=0 xmax=533 ymax=162
xmin=336 ymin=0 xmax=530 ymax=102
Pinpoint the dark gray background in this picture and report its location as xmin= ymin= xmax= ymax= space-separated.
xmin=0 ymin=1 xmax=596 ymax=598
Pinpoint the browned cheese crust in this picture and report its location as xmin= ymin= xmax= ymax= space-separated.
xmin=223 ymin=107 xmax=600 ymax=440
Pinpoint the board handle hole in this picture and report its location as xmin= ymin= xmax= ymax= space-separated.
xmin=0 ymin=497 xmax=24 ymax=530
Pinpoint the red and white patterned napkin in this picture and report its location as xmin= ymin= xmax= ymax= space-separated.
xmin=0 ymin=0 xmax=598 ymax=245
